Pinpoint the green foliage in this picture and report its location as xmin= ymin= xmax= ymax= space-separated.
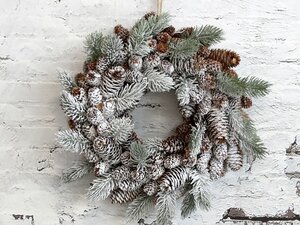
xmin=189 ymin=122 xmax=206 ymax=157
xmin=169 ymin=38 xmax=199 ymax=60
xmin=130 ymin=141 xmax=150 ymax=167
xmin=84 ymin=31 xmax=105 ymax=62
xmin=58 ymin=71 xmax=75 ymax=92
xmin=115 ymin=81 xmax=147 ymax=112
xmin=227 ymin=101 xmax=268 ymax=159
xmin=175 ymin=78 xmax=198 ymax=106
xmin=62 ymin=160 xmax=93 ymax=183
xmin=190 ymin=25 xmax=224 ymax=47
xmin=128 ymin=13 xmax=170 ymax=56
xmin=144 ymin=69 xmax=174 ymax=92
xmin=143 ymin=138 xmax=164 ymax=155
xmin=56 ymin=129 xmax=91 ymax=154
xmin=102 ymin=35 xmax=125 ymax=64
xmin=217 ymin=73 xmax=271 ymax=98
xmin=109 ymin=117 xmax=134 ymax=144
xmin=181 ymin=191 xmax=197 ymax=218
xmin=60 ymin=91 xmax=86 ymax=123
xmin=127 ymin=194 xmax=154 ymax=221
xmin=156 ymin=192 xmax=176 ymax=225
xmin=87 ymin=176 xmax=116 ymax=201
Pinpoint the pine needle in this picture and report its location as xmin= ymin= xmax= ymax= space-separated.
xmin=190 ymin=25 xmax=224 ymax=47
xmin=87 ymin=177 xmax=116 ymax=201
xmin=62 ymin=160 xmax=94 ymax=183
xmin=130 ymin=141 xmax=150 ymax=167
xmin=144 ymin=69 xmax=174 ymax=92
xmin=127 ymin=194 xmax=154 ymax=221
xmin=181 ymin=191 xmax=197 ymax=218
xmin=169 ymin=38 xmax=199 ymax=60
xmin=189 ymin=122 xmax=206 ymax=157
xmin=156 ymin=192 xmax=176 ymax=225
xmin=109 ymin=117 xmax=134 ymax=144
xmin=217 ymin=73 xmax=271 ymax=98
xmin=58 ymin=71 xmax=75 ymax=92
xmin=84 ymin=31 xmax=105 ymax=62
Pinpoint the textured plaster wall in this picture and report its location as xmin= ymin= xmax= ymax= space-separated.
xmin=0 ymin=0 xmax=300 ymax=224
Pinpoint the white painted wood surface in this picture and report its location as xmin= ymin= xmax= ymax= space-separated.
xmin=0 ymin=0 xmax=300 ymax=224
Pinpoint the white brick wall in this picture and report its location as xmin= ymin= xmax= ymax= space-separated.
xmin=0 ymin=0 xmax=300 ymax=224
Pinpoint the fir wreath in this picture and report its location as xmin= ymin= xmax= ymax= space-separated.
xmin=56 ymin=12 xmax=271 ymax=225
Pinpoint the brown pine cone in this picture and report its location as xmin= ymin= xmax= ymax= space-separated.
xmin=156 ymin=41 xmax=169 ymax=53
xmin=241 ymin=96 xmax=252 ymax=108
xmin=68 ymin=119 xmax=77 ymax=130
xmin=208 ymin=49 xmax=240 ymax=68
xmin=173 ymin=27 xmax=194 ymax=38
xmin=197 ymin=46 xmax=211 ymax=58
xmin=75 ymin=73 xmax=87 ymax=88
xmin=144 ymin=12 xmax=156 ymax=20
xmin=84 ymin=60 xmax=97 ymax=71
xmin=163 ymin=136 xmax=185 ymax=153
xmin=224 ymin=68 xmax=238 ymax=78
xmin=156 ymin=32 xmax=172 ymax=43
xmin=110 ymin=189 xmax=140 ymax=204
xmin=114 ymin=25 xmax=130 ymax=43
xmin=163 ymin=26 xmax=176 ymax=36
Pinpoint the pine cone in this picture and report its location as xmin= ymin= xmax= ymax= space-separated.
xmin=173 ymin=27 xmax=193 ymax=38
xmin=180 ymin=104 xmax=196 ymax=119
xmin=209 ymin=49 xmax=240 ymax=68
xmin=213 ymin=143 xmax=228 ymax=161
xmin=224 ymin=68 xmax=238 ymax=78
xmin=128 ymin=55 xmax=143 ymax=71
xmin=200 ymin=135 xmax=212 ymax=152
xmin=96 ymin=119 xmax=110 ymax=137
xmin=143 ymin=53 xmax=161 ymax=69
xmin=156 ymin=32 xmax=172 ymax=43
xmin=209 ymin=158 xmax=224 ymax=180
xmin=88 ymin=87 xmax=103 ymax=106
xmin=176 ymin=122 xmax=191 ymax=144
xmin=86 ymin=70 xmax=102 ymax=86
xmin=150 ymin=164 xmax=165 ymax=180
xmin=119 ymin=179 xmax=142 ymax=191
xmin=81 ymin=122 xmax=98 ymax=141
xmin=163 ymin=136 xmax=185 ymax=153
xmin=120 ymin=151 xmax=131 ymax=166
xmin=96 ymin=56 xmax=110 ymax=73
xmin=206 ymin=108 xmax=229 ymax=144
xmin=94 ymin=161 xmax=110 ymax=177
xmin=164 ymin=154 xmax=182 ymax=169
xmin=200 ymin=72 xmax=217 ymax=90
xmin=84 ymin=61 xmax=97 ymax=72
xmin=197 ymin=46 xmax=211 ymax=58
xmin=86 ymin=107 xmax=105 ymax=125
xmin=144 ymin=12 xmax=156 ymax=20
xmin=97 ymin=100 xmax=116 ymax=120
xmin=111 ymin=166 xmax=131 ymax=180
xmin=160 ymin=60 xmax=174 ymax=74
xmin=197 ymin=92 xmax=212 ymax=116
xmin=163 ymin=26 xmax=176 ymax=36
xmin=68 ymin=119 xmax=78 ymax=130
xmin=114 ymin=25 xmax=130 ymax=43
xmin=159 ymin=166 xmax=188 ymax=192
xmin=93 ymin=136 xmax=122 ymax=163
xmin=75 ymin=73 xmax=88 ymax=89
xmin=110 ymin=189 xmax=140 ymax=204
xmin=227 ymin=144 xmax=243 ymax=171
xmin=151 ymin=151 xmax=165 ymax=165
xmin=143 ymin=181 xmax=158 ymax=196
xmin=196 ymin=151 xmax=211 ymax=173
xmin=125 ymin=70 xmax=144 ymax=83
xmin=241 ymin=96 xmax=252 ymax=109
xmin=100 ymin=66 xmax=126 ymax=98
xmin=182 ymin=155 xmax=197 ymax=168
xmin=131 ymin=167 xmax=147 ymax=181
xmin=212 ymin=91 xmax=228 ymax=109
xmin=71 ymin=87 xmax=87 ymax=104
xmin=147 ymin=38 xmax=157 ymax=50
xmin=156 ymin=41 xmax=169 ymax=53
xmin=84 ymin=148 xmax=99 ymax=163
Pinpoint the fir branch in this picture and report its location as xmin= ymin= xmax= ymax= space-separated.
xmin=102 ymin=34 xmax=124 ymax=64
xmin=146 ymin=13 xmax=171 ymax=36
xmin=127 ymin=193 xmax=154 ymax=221
xmin=190 ymin=25 xmax=224 ymax=47
xmin=130 ymin=141 xmax=150 ymax=167
xmin=169 ymin=38 xmax=199 ymax=60
xmin=62 ymin=160 xmax=94 ymax=183
xmin=181 ymin=191 xmax=197 ymax=218
xmin=87 ymin=176 xmax=116 ymax=201
xmin=84 ymin=31 xmax=105 ymax=62
xmin=175 ymin=78 xmax=198 ymax=106
xmin=156 ymin=192 xmax=176 ymax=225
xmin=144 ymin=69 xmax=174 ymax=92
xmin=189 ymin=122 xmax=206 ymax=157
xmin=60 ymin=91 xmax=86 ymax=123
xmin=109 ymin=117 xmax=134 ymax=144
xmin=144 ymin=138 xmax=164 ymax=155
xmin=58 ymin=71 xmax=76 ymax=92
xmin=115 ymin=81 xmax=147 ymax=112
xmin=56 ymin=129 xmax=91 ymax=154
xmin=217 ymin=73 xmax=271 ymax=98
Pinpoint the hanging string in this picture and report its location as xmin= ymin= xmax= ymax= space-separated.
xmin=157 ymin=0 xmax=163 ymax=15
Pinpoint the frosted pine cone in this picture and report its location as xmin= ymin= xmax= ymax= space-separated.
xmin=81 ymin=122 xmax=98 ymax=141
xmin=182 ymin=155 xmax=197 ymax=168
xmin=197 ymin=46 xmax=211 ymax=58
xmin=143 ymin=181 xmax=158 ymax=196
xmin=93 ymin=136 xmax=121 ymax=163
xmin=88 ymin=87 xmax=103 ymax=106
xmin=213 ymin=143 xmax=228 ymax=161
xmin=241 ymin=96 xmax=252 ymax=109
xmin=197 ymin=92 xmax=212 ymax=116
xmin=180 ymin=104 xmax=196 ymax=119
xmin=110 ymin=189 xmax=140 ymax=204
xmin=143 ymin=53 xmax=161 ymax=69
xmin=206 ymin=108 xmax=229 ymax=144
xmin=200 ymin=135 xmax=212 ymax=152
xmin=86 ymin=107 xmax=105 ymax=125
xmin=75 ymin=73 xmax=88 ymax=89
xmin=164 ymin=154 xmax=182 ymax=169
xmin=159 ymin=166 xmax=188 ymax=192
xmin=160 ymin=60 xmax=174 ymax=74
xmin=212 ymin=91 xmax=229 ymax=109
xmin=199 ymin=72 xmax=216 ymax=90
xmin=94 ymin=161 xmax=110 ymax=177
xmin=156 ymin=32 xmax=172 ymax=43
xmin=163 ymin=136 xmax=184 ymax=153
xmin=97 ymin=100 xmax=116 ymax=120
xmin=100 ymin=66 xmax=126 ymax=98
xmin=120 ymin=151 xmax=131 ymax=166
xmin=131 ymin=167 xmax=147 ymax=181
xmin=119 ymin=179 xmax=142 ymax=191
xmin=96 ymin=55 xmax=110 ymax=73
xmin=150 ymin=164 xmax=165 ymax=180
xmin=111 ymin=166 xmax=131 ymax=180
xmin=128 ymin=55 xmax=143 ymax=71
xmin=114 ymin=25 xmax=130 ymax=43
xmin=86 ymin=70 xmax=102 ymax=86
xmin=227 ymin=144 xmax=243 ymax=171
xmin=96 ymin=120 xmax=110 ymax=136
xmin=209 ymin=158 xmax=224 ymax=180
xmin=71 ymin=87 xmax=87 ymax=104
xmin=196 ymin=152 xmax=211 ymax=173
xmin=125 ymin=70 xmax=144 ymax=83
xmin=84 ymin=148 xmax=99 ymax=163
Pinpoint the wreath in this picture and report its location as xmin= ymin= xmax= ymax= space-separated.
xmin=56 ymin=12 xmax=270 ymax=225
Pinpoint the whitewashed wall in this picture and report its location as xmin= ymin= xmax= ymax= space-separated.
xmin=0 ymin=0 xmax=300 ymax=224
